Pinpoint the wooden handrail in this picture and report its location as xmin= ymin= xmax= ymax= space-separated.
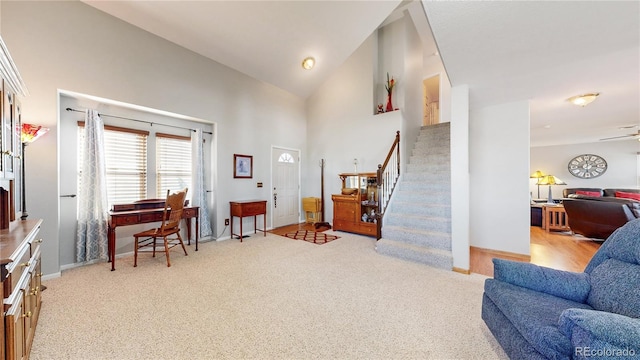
xmin=377 ymin=131 xmax=401 ymax=185
xmin=375 ymin=131 xmax=400 ymax=239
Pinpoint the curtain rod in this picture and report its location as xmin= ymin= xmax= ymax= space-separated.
xmin=65 ymin=107 xmax=212 ymax=135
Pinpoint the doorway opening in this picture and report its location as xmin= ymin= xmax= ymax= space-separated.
xmin=423 ymin=74 xmax=440 ymax=126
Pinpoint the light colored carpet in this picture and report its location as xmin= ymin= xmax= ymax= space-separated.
xmin=31 ymin=231 xmax=507 ymax=360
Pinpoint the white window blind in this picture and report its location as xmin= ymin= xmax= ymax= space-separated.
xmin=156 ymin=133 xmax=191 ymax=198
xmin=78 ymin=123 xmax=148 ymax=207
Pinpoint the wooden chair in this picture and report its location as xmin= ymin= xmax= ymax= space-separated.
xmin=133 ymin=188 xmax=188 ymax=267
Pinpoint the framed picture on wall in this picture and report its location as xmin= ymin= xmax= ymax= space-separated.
xmin=234 ymin=154 xmax=253 ymax=178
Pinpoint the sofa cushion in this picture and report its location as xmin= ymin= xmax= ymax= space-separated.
xmin=484 ymin=279 xmax=593 ymax=359
xmin=563 ymin=188 xmax=603 ymax=198
xmin=604 ymin=188 xmax=640 ymax=197
xmin=587 ymin=259 xmax=640 ymax=318
xmin=615 ymin=191 xmax=640 ymax=201
xmin=575 ymin=190 xmax=602 ymax=197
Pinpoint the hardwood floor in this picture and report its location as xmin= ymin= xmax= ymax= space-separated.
xmin=271 ymin=223 xmax=602 ymax=278
xmin=269 ymin=222 xmax=320 ymax=236
xmin=471 ymin=226 xmax=601 ymax=277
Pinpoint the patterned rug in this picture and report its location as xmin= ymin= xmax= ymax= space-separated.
xmin=283 ymin=230 xmax=339 ymax=244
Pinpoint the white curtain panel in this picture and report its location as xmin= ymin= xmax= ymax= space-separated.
xmin=192 ymin=129 xmax=213 ymax=238
xmin=76 ymin=109 xmax=109 ymax=262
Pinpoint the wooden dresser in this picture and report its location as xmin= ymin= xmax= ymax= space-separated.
xmin=331 ymin=173 xmax=379 ymax=238
xmin=0 ymin=219 xmax=43 ymax=360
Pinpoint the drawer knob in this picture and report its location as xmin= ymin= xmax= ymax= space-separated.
xmin=22 ymin=311 xmax=32 ymax=318
xmin=35 ymin=238 xmax=43 ymax=243
xmin=30 ymin=288 xmax=38 ymax=296
xmin=20 ymin=261 xmax=31 ymax=267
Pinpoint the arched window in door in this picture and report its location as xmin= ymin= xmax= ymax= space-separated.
xmin=278 ymin=152 xmax=295 ymax=163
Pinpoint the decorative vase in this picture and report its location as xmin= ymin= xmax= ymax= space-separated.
xmin=386 ymin=93 xmax=393 ymax=112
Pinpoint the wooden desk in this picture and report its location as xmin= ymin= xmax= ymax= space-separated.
xmin=107 ymin=206 xmax=199 ymax=271
xmin=230 ymin=200 xmax=267 ymax=241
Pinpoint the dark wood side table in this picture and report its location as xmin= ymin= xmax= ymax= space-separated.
xmin=230 ymin=200 xmax=267 ymax=241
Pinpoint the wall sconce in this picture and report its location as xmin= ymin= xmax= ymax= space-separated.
xmin=567 ymin=93 xmax=599 ymax=107
xmin=21 ymin=123 xmax=49 ymax=220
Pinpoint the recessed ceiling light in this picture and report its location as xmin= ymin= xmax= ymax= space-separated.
xmin=543 ymin=125 xmax=552 ymax=129
xmin=567 ymin=93 xmax=599 ymax=107
xmin=302 ymin=57 xmax=315 ymax=70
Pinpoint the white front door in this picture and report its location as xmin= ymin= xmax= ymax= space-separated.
xmin=272 ymin=147 xmax=300 ymax=228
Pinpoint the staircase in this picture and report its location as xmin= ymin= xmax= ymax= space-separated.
xmin=375 ymin=122 xmax=452 ymax=270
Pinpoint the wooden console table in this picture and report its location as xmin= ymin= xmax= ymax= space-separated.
xmin=230 ymin=200 xmax=267 ymax=241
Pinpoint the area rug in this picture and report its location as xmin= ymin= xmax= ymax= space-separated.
xmin=283 ymin=230 xmax=339 ymax=244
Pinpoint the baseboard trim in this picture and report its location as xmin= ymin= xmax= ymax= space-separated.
xmin=452 ymin=267 xmax=470 ymax=275
xmin=470 ymin=246 xmax=531 ymax=262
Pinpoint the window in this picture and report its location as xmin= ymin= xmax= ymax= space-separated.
xmin=78 ymin=123 xmax=148 ymax=207
xmin=156 ymin=133 xmax=191 ymax=198
xmin=278 ymin=152 xmax=294 ymax=163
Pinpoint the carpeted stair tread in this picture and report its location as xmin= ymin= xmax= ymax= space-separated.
xmin=376 ymin=238 xmax=453 ymax=270
xmin=381 ymin=225 xmax=452 ymax=250
xmin=387 ymin=201 xmax=451 ymax=217
xmin=385 ymin=213 xmax=451 ymax=233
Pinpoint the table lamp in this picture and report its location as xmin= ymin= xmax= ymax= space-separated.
xmin=529 ymin=170 xmax=545 ymax=199
xmin=536 ymin=175 xmax=566 ymax=204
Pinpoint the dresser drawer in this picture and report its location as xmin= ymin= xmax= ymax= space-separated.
xmin=232 ymin=202 xmax=266 ymax=216
xmin=112 ymin=215 xmax=141 ymax=225
xmin=140 ymin=213 xmax=163 ymax=222
xmin=358 ymin=223 xmax=377 ymax=236
xmin=3 ymin=243 xmax=31 ymax=300
xmin=182 ymin=208 xmax=198 ymax=217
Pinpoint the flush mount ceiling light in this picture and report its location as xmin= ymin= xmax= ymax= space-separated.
xmin=302 ymin=57 xmax=315 ymax=70
xmin=567 ymin=93 xmax=600 ymax=107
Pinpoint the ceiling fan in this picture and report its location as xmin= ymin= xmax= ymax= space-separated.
xmin=599 ymin=125 xmax=640 ymax=141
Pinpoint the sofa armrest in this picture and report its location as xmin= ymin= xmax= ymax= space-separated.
xmin=559 ymin=308 xmax=640 ymax=358
xmin=492 ymin=258 xmax=591 ymax=303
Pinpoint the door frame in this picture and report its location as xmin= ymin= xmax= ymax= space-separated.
xmin=270 ymin=145 xmax=301 ymax=229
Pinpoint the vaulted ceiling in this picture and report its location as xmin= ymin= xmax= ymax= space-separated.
xmin=82 ymin=0 xmax=639 ymax=147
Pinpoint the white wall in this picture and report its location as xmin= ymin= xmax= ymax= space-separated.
xmin=2 ymin=1 xmax=307 ymax=276
xmin=306 ymin=34 xmax=402 ymax=223
xmin=469 ymin=101 xmax=530 ymax=255
xmin=531 ymin=140 xmax=640 ymax=199
xmin=403 ymin=13 xmax=426 ymax=165
xmin=450 ymin=85 xmax=470 ymax=270
xmin=306 ymin=14 xmax=424 ymax=225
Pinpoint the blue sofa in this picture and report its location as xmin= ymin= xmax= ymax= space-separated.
xmin=482 ymin=219 xmax=640 ymax=359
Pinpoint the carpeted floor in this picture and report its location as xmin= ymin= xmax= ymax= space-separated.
xmin=31 ymin=231 xmax=507 ymax=360
xmin=282 ymin=230 xmax=339 ymax=244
